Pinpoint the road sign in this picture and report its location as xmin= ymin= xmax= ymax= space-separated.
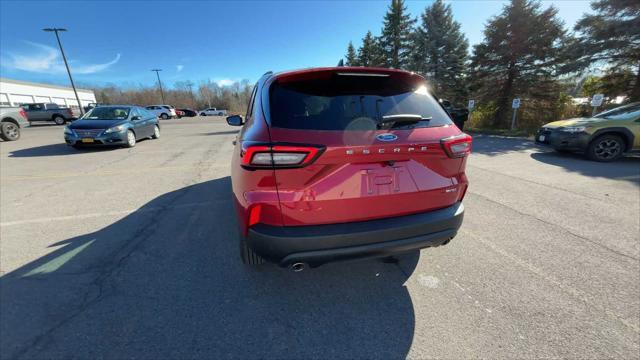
xmin=512 ymin=98 xmax=521 ymax=109
xmin=591 ymin=94 xmax=604 ymax=107
xmin=468 ymin=100 xmax=475 ymax=110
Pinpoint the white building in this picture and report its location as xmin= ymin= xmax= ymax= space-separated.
xmin=0 ymin=78 xmax=96 ymax=111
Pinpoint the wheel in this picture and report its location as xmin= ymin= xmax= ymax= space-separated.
xmin=218 ymin=112 xmax=223 ymax=116
xmin=240 ymin=238 xmax=264 ymax=265
xmin=53 ymin=116 xmax=65 ymax=125
xmin=125 ymin=130 xmax=136 ymax=148
xmin=160 ymin=113 xmax=169 ymax=120
xmin=152 ymin=125 xmax=160 ymax=139
xmin=586 ymin=134 xmax=624 ymax=162
xmin=200 ymin=112 xmax=206 ymax=116
xmin=0 ymin=122 xmax=20 ymax=141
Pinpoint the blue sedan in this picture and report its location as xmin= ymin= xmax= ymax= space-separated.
xmin=64 ymin=105 xmax=160 ymax=148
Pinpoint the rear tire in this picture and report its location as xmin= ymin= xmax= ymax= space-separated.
xmin=53 ymin=116 xmax=65 ymax=125
xmin=240 ymin=239 xmax=264 ymax=265
xmin=152 ymin=125 xmax=160 ymax=139
xmin=0 ymin=122 xmax=20 ymax=141
xmin=200 ymin=112 xmax=206 ymax=116
xmin=160 ymin=113 xmax=169 ymax=120
xmin=586 ymin=134 xmax=624 ymax=162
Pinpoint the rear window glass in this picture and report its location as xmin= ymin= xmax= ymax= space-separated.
xmin=269 ymin=75 xmax=452 ymax=130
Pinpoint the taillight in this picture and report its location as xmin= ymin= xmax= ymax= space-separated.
xmin=241 ymin=144 xmax=324 ymax=169
xmin=441 ymin=133 xmax=472 ymax=158
xmin=19 ymin=109 xmax=28 ymax=120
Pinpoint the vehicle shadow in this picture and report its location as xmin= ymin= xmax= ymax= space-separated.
xmin=7 ymin=143 xmax=119 ymax=157
xmin=530 ymin=151 xmax=640 ymax=184
xmin=0 ymin=177 xmax=418 ymax=359
xmin=195 ymin=130 xmax=239 ymax=136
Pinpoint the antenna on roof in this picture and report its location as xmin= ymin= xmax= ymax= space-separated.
xmin=337 ymin=59 xmax=345 ymax=67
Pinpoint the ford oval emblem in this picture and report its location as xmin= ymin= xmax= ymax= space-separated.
xmin=376 ymin=133 xmax=398 ymax=142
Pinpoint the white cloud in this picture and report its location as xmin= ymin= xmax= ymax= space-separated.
xmin=1 ymin=42 xmax=120 ymax=75
xmin=215 ymin=78 xmax=235 ymax=87
xmin=176 ymin=65 xmax=184 ymax=72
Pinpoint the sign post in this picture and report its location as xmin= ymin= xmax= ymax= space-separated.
xmin=511 ymin=98 xmax=520 ymax=130
xmin=467 ymin=99 xmax=475 ymax=124
xmin=591 ymin=94 xmax=604 ymax=116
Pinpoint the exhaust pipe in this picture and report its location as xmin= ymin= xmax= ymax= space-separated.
xmin=290 ymin=262 xmax=306 ymax=272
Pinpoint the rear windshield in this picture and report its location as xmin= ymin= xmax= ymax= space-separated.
xmin=269 ymin=75 xmax=452 ymax=130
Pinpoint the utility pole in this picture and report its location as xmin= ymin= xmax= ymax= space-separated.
xmin=151 ymin=69 xmax=165 ymax=104
xmin=43 ymin=28 xmax=83 ymax=115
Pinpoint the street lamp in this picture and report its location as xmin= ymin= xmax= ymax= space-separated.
xmin=151 ymin=69 xmax=165 ymax=104
xmin=43 ymin=28 xmax=84 ymax=115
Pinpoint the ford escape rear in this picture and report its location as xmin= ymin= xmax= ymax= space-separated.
xmin=227 ymin=67 xmax=471 ymax=269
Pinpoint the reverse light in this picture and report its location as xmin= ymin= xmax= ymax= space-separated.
xmin=241 ymin=144 xmax=324 ymax=168
xmin=441 ymin=133 xmax=473 ymax=158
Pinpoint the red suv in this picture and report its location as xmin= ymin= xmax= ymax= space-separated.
xmin=226 ymin=67 xmax=471 ymax=270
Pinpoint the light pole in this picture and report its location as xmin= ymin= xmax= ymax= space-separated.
xmin=43 ymin=28 xmax=84 ymax=115
xmin=151 ymin=69 xmax=165 ymax=104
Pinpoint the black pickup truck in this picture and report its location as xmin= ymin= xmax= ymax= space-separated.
xmin=22 ymin=103 xmax=76 ymax=125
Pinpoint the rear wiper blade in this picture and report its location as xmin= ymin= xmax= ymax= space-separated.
xmin=378 ymin=114 xmax=432 ymax=128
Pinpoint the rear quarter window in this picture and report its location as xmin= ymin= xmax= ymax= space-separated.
xmin=269 ymin=75 xmax=452 ymax=131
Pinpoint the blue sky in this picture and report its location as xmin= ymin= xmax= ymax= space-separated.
xmin=0 ymin=0 xmax=592 ymax=89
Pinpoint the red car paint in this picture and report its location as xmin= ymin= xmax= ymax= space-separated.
xmin=229 ymin=67 xmax=471 ymax=265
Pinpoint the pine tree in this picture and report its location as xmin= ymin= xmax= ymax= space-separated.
xmin=345 ymin=41 xmax=358 ymax=66
xmin=411 ymin=0 xmax=469 ymax=103
xmin=470 ymin=0 xmax=567 ymax=128
xmin=379 ymin=0 xmax=416 ymax=69
xmin=574 ymin=0 xmax=640 ymax=101
xmin=358 ymin=31 xmax=385 ymax=67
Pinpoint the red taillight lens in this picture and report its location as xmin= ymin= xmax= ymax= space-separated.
xmin=19 ymin=109 xmax=28 ymax=120
xmin=241 ymin=144 xmax=324 ymax=168
xmin=441 ymin=133 xmax=472 ymax=158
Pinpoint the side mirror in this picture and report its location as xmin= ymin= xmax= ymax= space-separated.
xmin=131 ymin=116 xmax=142 ymax=121
xmin=226 ymin=115 xmax=244 ymax=126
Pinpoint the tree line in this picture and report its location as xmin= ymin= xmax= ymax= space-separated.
xmin=88 ymin=79 xmax=254 ymax=114
xmin=344 ymin=0 xmax=639 ymax=131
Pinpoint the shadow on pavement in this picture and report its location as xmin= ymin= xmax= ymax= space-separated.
xmin=7 ymin=144 xmax=119 ymax=157
xmin=195 ymin=130 xmax=239 ymax=136
xmin=0 ymin=177 xmax=418 ymax=359
xmin=470 ymin=134 xmax=538 ymax=156
xmin=530 ymin=151 xmax=640 ymax=184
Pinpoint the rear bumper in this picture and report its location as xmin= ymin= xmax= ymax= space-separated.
xmin=247 ymin=202 xmax=464 ymax=267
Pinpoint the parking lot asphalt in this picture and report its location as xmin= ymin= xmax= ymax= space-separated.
xmin=1 ymin=117 xmax=639 ymax=359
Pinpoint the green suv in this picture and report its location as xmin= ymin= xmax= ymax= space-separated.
xmin=536 ymin=102 xmax=640 ymax=162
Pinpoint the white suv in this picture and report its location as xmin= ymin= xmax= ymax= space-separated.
xmin=146 ymin=105 xmax=176 ymax=119
xmin=199 ymin=108 xmax=227 ymax=116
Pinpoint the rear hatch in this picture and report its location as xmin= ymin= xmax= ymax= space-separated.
xmin=260 ymin=69 xmax=470 ymax=226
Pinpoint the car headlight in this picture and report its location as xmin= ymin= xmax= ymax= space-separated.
xmin=63 ymin=126 xmax=75 ymax=135
xmin=561 ymin=126 xmax=587 ymax=133
xmin=104 ymin=125 xmax=126 ymax=134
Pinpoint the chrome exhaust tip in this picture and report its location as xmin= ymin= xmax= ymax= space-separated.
xmin=290 ymin=263 xmax=306 ymax=272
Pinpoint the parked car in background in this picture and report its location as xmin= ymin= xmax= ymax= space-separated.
xmin=175 ymin=109 xmax=185 ymax=119
xmin=21 ymin=103 xmax=75 ymax=125
xmin=65 ymin=105 xmax=160 ymax=148
xmin=200 ymin=108 xmax=227 ymax=116
xmin=177 ymin=108 xmax=198 ymax=117
xmin=536 ymin=102 xmax=640 ymax=162
xmin=0 ymin=107 xmax=29 ymax=141
xmin=440 ymin=99 xmax=469 ymax=130
xmin=145 ymin=105 xmax=176 ymax=119
xmin=226 ymin=67 xmax=471 ymax=270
